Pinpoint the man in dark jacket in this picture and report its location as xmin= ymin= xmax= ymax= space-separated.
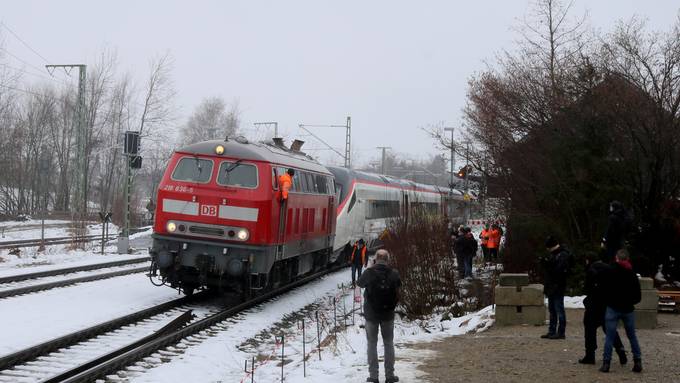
xmin=455 ymin=227 xmax=478 ymax=279
xmin=349 ymin=239 xmax=368 ymax=286
xmin=579 ymin=254 xmax=626 ymax=365
xmin=540 ymin=236 xmax=571 ymax=339
xmin=452 ymin=226 xmax=466 ymax=276
xmin=599 ymin=249 xmax=643 ymax=373
xmin=357 ymin=249 xmax=402 ymax=383
xmin=601 ymin=201 xmax=630 ymax=261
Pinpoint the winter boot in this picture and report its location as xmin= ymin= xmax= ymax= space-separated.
xmin=616 ymin=348 xmax=628 ymax=365
xmin=386 ymin=376 xmax=400 ymax=383
xmin=632 ymin=358 xmax=642 ymax=373
xmin=540 ymin=333 xmax=554 ymax=339
xmin=366 ymin=378 xmax=379 ymax=383
xmin=599 ymin=361 xmax=610 ymax=373
xmin=578 ymin=353 xmax=595 ymax=364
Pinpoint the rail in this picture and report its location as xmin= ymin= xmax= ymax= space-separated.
xmin=0 ymin=265 xmax=150 ymax=299
xmin=0 ymin=292 xmax=210 ymax=371
xmin=0 ymin=256 xmax=149 ymax=284
xmin=54 ymin=265 xmax=345 ymax=383
xmin=0 ymin=227 xmax=150 ymax=250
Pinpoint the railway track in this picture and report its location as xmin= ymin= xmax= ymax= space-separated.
xmin=0 ymin=291 xmax=219 ymax=383
xmin=0 ymin=227 xmax=150 ymax=250
xmin=0 ymin=265 xmax=344 ymax=383
xmin=0 ymin=262 xmax=150 ymax=300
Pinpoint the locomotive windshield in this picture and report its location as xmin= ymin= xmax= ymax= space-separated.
xmin=171 ymin=157 xmax=213 ymax=183
xmin=217 ymin=161 xmax=258 ymax=188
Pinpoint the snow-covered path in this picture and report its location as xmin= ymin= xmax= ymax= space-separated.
xmin=0 ymin=273 xmax=179 ymax=356
xmin=128 ymin=270 xmax=495 ymax=383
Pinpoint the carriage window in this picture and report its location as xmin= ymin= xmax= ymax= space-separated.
xmin=171 ymin=157 xmax=213 ymax=183
xmin=217 ymin=161 xmax=258 ymax=188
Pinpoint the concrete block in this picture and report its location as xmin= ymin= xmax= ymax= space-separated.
xmin=499 ymin=273 xmax=529 ymax=287
xmin=634 ymin=289 xmax=659 ymax=311
xmin=638 ymin=277 xmax=654 ymax=290
xmin=494 ymin=284 xmax=544 ymax=306
xmin=634 ymin=309 xmax=657 ymax=329
xmin=495 ymin=304 xmax=545 ymax=326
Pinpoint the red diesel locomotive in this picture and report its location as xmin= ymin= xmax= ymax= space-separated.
xmin=150 ymin=138 xmax=336 ymax=295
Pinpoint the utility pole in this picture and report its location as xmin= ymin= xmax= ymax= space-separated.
xmin=464 ymin=141 xmax=471 ymax=223
xmin=298 ymin=116 xmax=352 ymax=168
xmin=376 ymin=146 xmax=391 ymax=174
xmin=253 ymin=121 xmax=279 ymax=138
xmin=345 ymin=116 xmax=351 ymax=168
xmin=46 ymin=64 xmax=87 ymax=216
xmin=443 ymin=127 xmax=455 ymax=195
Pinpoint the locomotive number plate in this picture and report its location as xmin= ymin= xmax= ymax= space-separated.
xmin=200 ymin=204 xmax=218 ymax=217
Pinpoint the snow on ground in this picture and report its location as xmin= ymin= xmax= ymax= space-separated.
xmin=0 ymin=272 xmax=180 ymax=356
xmin=0 ymin=253 xmax=149 ymax=279
xmin=0 ymin=222 xmax=151 ymax=275
xmin=0 ymin=219 xmax=119 ymax=242
xmin=131 ymin=270 xmax=495 ymax=383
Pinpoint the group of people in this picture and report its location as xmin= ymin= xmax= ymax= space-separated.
xmin=541 ymin=201 xmax=643 ymax=374
xmin=450 ymin=222 xmax=503 ymax=279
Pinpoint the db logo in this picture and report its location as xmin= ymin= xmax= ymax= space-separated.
xmin=200 ymin=205 xmax=217 ymax=216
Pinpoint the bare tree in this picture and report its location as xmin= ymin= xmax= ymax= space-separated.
xmin=179 ymin=96 xmax=240 ymax=145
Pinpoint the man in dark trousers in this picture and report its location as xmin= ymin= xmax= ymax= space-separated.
xmin=357 ymin=249 xmax=402 ymax=383
xmin=540 ymin=236 xmax=571 ymax=339
xmin=579 ymin=254 xmax=627 ymax=365
xmin=601 ymin=201 xmax=630 ymax=261
xmin=600 ymin=249 xmax=643 ymax=373
xmin=455 ymin=227 xmax=478 ymax=279
xmin=349 ymin=239 xmax=368 ymax=286
xmin=452 ymin=226 xmax=466 ymax=277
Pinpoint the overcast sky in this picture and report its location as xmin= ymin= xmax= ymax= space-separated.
xmin=2 ymin=1 xmax=679 ymax=167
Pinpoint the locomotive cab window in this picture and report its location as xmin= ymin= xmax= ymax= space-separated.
xmin=217 ymin=161 xmax=258 ymax=188
xmin=347 ymin=191 xmax=357 ymax=213
xmin=171 ymin=157 xmax=214 ymax=183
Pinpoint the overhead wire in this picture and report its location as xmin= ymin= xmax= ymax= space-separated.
xmin=0 ymin=21 xmax=50 ymax=64
xmin=0 ymin=62 xmax=71 ymax=86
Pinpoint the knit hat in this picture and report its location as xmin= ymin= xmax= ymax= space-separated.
xmin=545 ymin=236 xmax=559 ymax=248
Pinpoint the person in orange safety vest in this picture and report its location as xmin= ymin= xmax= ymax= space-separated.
xmin=349 ymin=238 xmax=368 ymax=286
xmin=487 ymin=224 xmax=501 ymax=261
xmin=278 ymin=168 xmax=295 ymax=202
xmin=479 ymin=223 xmax=490 ymax=262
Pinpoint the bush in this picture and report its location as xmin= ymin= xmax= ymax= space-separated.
xmin=382 ymin=211 xmax=459 ymax=319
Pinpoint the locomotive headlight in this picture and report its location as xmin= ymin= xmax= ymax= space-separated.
xmin=166 ymin=221 xmax=177 ymax=232
xmin=236 ymin=228 xmax=249 ymax=241
xmin=215 ymin=145 xmax=225 ymax=155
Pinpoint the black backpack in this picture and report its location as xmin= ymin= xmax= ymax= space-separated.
xmin=367 ymin=267 xmax=398 ymax=313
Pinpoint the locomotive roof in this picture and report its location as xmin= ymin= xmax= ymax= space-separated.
xmin=176 ymin=139 xmax=331 ymax=174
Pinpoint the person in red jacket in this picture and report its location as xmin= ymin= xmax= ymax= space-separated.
xmin=349 ymin=238 xmax=368 ymax=286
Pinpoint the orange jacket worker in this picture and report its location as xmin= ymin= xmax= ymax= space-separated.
xmin=278 ymin=169 xmax=294 ymax=201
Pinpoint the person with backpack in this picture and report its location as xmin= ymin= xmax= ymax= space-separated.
xmin=357 ymin=249 xmax=402 ymax=383
xmin=540 ymin=236 xmax=572 ymax=340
